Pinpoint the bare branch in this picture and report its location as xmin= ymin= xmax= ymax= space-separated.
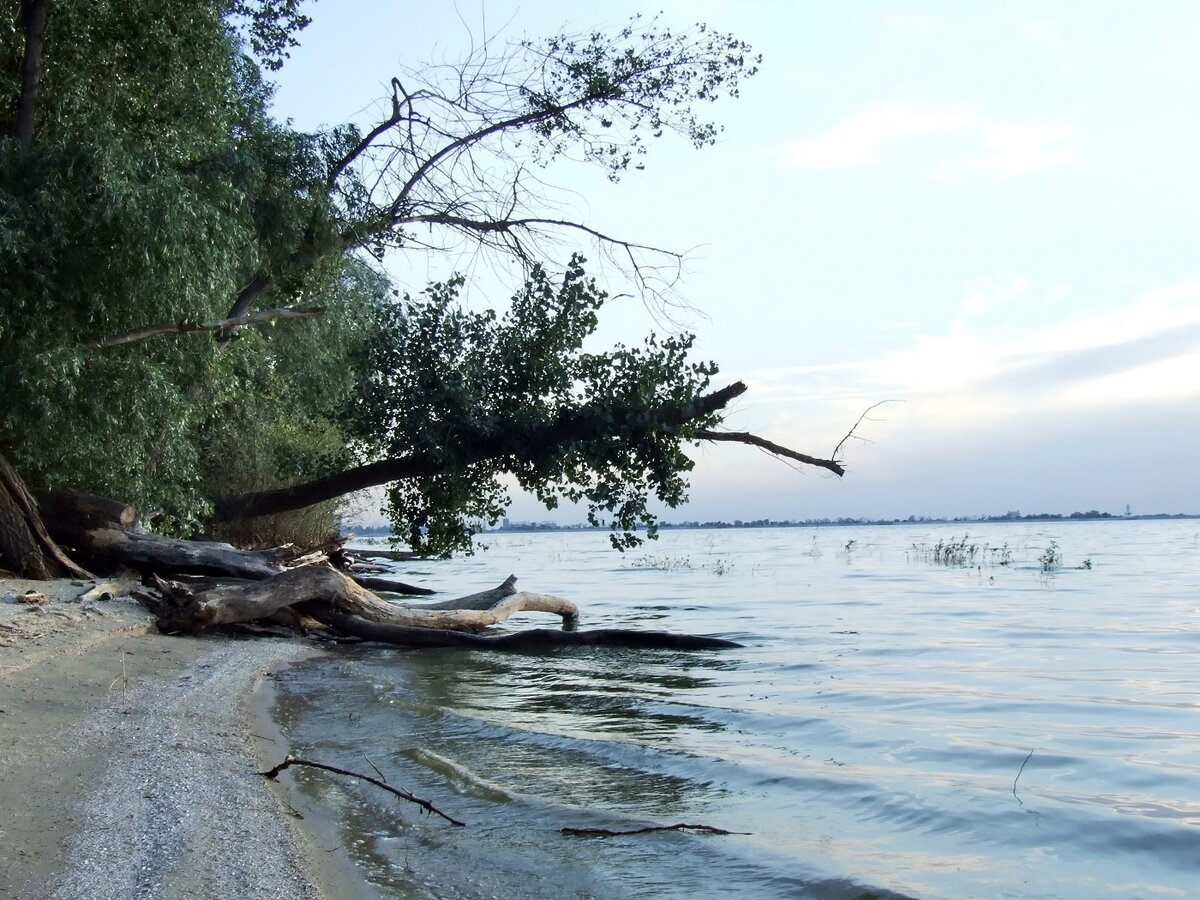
xmin=324 ymin=78 xmax=420 ymax=191
xmin=831 ymin=400 xmax=900 ymax=460
xmin=261 ymin=755 xmax=466 ymax=827
xmin=85 ymin=306 xmax=326 ymax=350
xmin=694 ymin=430 xmax=845 ymax=477
xmin=561 ymin=823 xmax=750 ymax=837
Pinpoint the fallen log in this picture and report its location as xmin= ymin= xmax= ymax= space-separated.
xmin=143 ymin=567 xmax=578 ymax=634
xmin=76 ymin=526 xmax=287 ymax=579
xmin=326 ymin=613 xmax=742 ymax=651
xmin=348 ymin=574 xmax=435 ymax=596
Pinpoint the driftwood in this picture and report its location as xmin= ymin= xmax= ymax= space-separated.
xmin=329 ymin=614 xmax=742 ymax=651
xmin=76 ymin=571 xmax=140 ymax=603
xmin=560 ymin=823 xmax=750 ymax=837
xmin=76 ymin=526 xmax=288 ymax=579
xmin=349 ymin=574 xmax=435 ymax=595
xmin=143 ymin=567 xmax=579 ymax=634
xmin=24 ymin=489 xmax=740 ymax=654
xmin=261 ymin=755 xmax=465 ymax=826
xmin=136 ymin=565 xmax=740 ymax=652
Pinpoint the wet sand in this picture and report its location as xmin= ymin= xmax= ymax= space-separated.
xmin=0 ymin=580 xmax=346 ymax=899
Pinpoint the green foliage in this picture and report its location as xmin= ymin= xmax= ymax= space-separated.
xmin=227 ymin=0 xmax=313 ymax=71
xmin=521 ymin=16 xmax=760 ymax=179
xmin=3 ymin=3 xmax=757 ymax=557
xmin=348 ymin=255 xmax=721 ymax=555
xmin=0 ymin=1 xmax=349 ymax=532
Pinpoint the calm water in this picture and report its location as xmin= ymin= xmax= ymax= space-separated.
xmin=270 ymin=520 xmax=1200 ymax=899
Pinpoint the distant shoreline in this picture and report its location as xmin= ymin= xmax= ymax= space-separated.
xmin=347 ymin=511 xmax=1200 ymax=540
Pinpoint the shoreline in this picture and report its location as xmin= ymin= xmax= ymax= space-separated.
xmin=0 ymin=580 xmax=363 ymax=899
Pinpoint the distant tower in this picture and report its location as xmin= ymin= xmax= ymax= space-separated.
xmin=1125 ymin=504 xmax=1132 ymax=517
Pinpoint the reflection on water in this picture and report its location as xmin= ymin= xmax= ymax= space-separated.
xmin=272 ymin=520 xmax=1200 ymax=899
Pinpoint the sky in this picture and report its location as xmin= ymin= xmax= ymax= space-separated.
xmin=268 ymin=1 xmax=1200 ymax=524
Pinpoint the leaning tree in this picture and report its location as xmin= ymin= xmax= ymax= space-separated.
xmin=1 ymin=2 xmax=846 ymax=591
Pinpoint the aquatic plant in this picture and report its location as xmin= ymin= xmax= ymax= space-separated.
xmin=909 ymin=536 xmax=1013 ymax=568
xmin=1038 ymin=541 xmax=1062 ymax=572
xmin=629 ymin=554 xmax=693 ymax=571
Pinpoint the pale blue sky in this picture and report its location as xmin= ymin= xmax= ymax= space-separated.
xmin=270 ymin=2 xmax=1200 ymax=522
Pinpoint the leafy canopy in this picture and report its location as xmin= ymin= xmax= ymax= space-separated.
xmin=349 ymin=256 xmax=720 ymax=555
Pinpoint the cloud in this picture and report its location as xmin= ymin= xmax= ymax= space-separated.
xmin=734 ymin=276 xmax=1200 ymax=442
xmin=961 ymin=273 xmax=1029 ymax=315
xmin=777 ymin=101 xmax=974 ymax=170
xmin=778 ymin=101 xmax=1075 ymax=177
xmin=988 ymin=322 xmax=1200 ymax=393
xmin=947 ymin=121 xmax=1076 ymax=177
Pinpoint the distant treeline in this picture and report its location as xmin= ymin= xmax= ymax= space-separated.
xmin=345 ymin=510 xmax=1198 ymax=538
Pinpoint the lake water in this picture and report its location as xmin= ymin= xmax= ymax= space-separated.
xmin=270 ymin=520 xmax=1200 ymax=899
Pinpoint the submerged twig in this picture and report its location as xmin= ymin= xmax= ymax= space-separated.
xmin=260 ymin=754 xmax=466 ymax=826
xmin=1012 ymin=748 xmax=1035 ymax=806
xmin=561 ymin=822 xmax=749 ymax=837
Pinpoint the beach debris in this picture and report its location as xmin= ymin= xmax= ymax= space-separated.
xmin=561 ymin=823 xmax=750 ymax=837
xmin=17 ymin=590 xmax=52 ymax=605
xmin=261 ymin=754 xmax=466 ymax=827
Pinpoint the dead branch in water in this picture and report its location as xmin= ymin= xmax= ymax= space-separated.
xmin=261 ymin=755 xmax=466 ymax=827
xmin=560 ymin=822 xmax=750 ymax=837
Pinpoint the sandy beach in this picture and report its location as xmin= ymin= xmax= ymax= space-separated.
xmin=0 ymin=579 xmax=339 ymax=899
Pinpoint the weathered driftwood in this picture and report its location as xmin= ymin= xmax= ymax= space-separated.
xmin=144 ymin=567 xmax=578 ymax=634
xmin=37 ymin=490 xmax=137 ymax=530
xmin=76 ymin=526 xmax=287 ymax=579
xmin=328 ymin=614 xmax=742 ymax=651
xmin=560 ymin=823 xmax=749 ymax=837
xmin=349 ymin=574 xmax=436 ymax=596
xmin=76 ymin=571 xmax=140 ymax=603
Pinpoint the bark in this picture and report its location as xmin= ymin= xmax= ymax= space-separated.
xmin=14 ymin=0 xmax=48 ymax=144
xmin=0 ymin=453 xmax=92 ymax=579
xmin=59 ymin=524 xmax=288 ymax=579
xmin=349 ymin=574 xmax=435 ymax=595
xmin=36 ymin=490 xmax=137 ymax=531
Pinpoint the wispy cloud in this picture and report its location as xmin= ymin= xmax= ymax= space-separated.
xmin=947 ymin=121 xmax=1076 ymax=177
xmin=735 ymin=277 xmax=1200 ymax=439
xmin=778 ymin=101 xmax=1076 ymax=177
xmin=961 ymin=273 xmax=1029 ymax=316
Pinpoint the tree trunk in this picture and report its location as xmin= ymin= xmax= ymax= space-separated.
xmin=14 ymin=0 xmax=48 ymax=144
xmin=212 ymin=382 xmax=751 ymax=521
xmin=0 ymin=454 xmax=92 ymax=579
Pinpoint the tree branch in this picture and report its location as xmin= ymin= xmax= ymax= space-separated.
xmin=85 ymin=306 xmax=326 ymax=349
xmin=213 ymin=382 xmax=750 ymax=521
xmin=261 ymin=755 xmax=466 ymax=827
xmin=694 ymin=430 xmax=845 ymax=477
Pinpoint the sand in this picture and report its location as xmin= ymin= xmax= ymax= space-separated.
xmin=0 ymin=579 xmax=343 ymax=899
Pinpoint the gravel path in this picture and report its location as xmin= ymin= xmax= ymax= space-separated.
xmin=49 ymin=639 xmax=325 ymax=900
